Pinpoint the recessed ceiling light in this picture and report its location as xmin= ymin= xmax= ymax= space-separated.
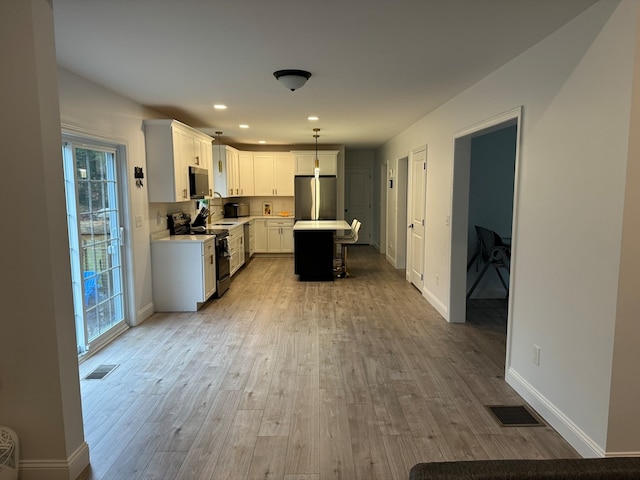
xmin=308 ymin=116 xmax=319 ymax=121
xmin=213 ymin=104 xmax=227 ymax=110
xmin=259 ymin=140 xmax=266 ymax=144
xmin=239 ymin=124 xmax=249 ymax=129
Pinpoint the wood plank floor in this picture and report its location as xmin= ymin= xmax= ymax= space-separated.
xmin=77 ymin=246 xmax=577 ymax=480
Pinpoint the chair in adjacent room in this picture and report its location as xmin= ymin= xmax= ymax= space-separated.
xmin=83 ymin=270 xmax=97 ymax=305
xmin=334 ymin=220 xmax=361 ymax=278
xmin=466 ymin=225 xmax=511 ymax=299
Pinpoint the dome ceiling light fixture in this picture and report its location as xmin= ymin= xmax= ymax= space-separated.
xmin=273 ymin=69 xmax=312 ymax=91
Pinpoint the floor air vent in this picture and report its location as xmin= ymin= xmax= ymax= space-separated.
xmin=85 ymin=364 xmax=119 ymax=380
xmin=486 ymin=405 xmax=545 ymax=427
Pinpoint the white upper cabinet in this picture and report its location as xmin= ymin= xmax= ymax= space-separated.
xmin=226 ymin=148 xmax=240 ymax=197
xmin=293 ymin=150 xmax=339 ymax=176
xmin=213 ymin=145 xmax=235 ymax=197
xmin=274 ymin=155 xmax=294 ymax=196
xmin=254 ymin=153 xmax=294 ymax=196
xmin=238 ymin=153 xmax=255 ymax=196
xmin=144 ymin=119 xmax=213 ymax=202
xmin=214 ymin=146 xmax=255 ymax=197
xmin=253 ymin=154 xmax=275 ymax=196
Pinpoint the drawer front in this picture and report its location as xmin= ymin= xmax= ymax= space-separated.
xmin=268 ymin=219 xmax=294 ymax=227
xmin=202 ymin=239 xmax=215 ymax=256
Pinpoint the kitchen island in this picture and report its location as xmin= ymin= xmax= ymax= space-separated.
xmin=293 ymin=220 xmax=351 ymax=281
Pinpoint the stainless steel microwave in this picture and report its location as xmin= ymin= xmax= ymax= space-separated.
xmin=189 ymin=166 xmax=209 ymax=199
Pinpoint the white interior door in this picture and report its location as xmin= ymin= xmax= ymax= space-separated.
xmin=345 ymin=167 xmax=371 ymax=244
xmin=409 ymin=147 xmax=427 ymax=288
xmin=63 ymin=140 xmax=127 ymax=355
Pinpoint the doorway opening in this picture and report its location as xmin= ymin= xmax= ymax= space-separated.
xmin=449 ymin=107 xmax=522 ymax=330
xmin=345 ymin=166 xmax=372 ymax=245
xmin=465 ymin=125 xmax=517 ymax=334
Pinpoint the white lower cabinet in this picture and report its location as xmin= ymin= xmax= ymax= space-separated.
xmin=254 ymin=219 xmax=269 ymax=253
xmin=246 ymin=218 xmax=293 ymax=254
xmin=228 ymin=225 xmax=245 ymax=276
xmin=151 ymin=238 xmax=216 ymax=312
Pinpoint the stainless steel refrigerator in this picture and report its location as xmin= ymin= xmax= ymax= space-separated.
xmin=294 ymin=175 xmax=337 ymax=220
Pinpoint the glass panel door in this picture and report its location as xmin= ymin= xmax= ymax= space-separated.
xmin=63 ymin=141 xmax=126 ymax=355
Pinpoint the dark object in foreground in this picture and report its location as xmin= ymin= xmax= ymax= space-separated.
xmin=409 ymin=457 xmax=640 ymax=480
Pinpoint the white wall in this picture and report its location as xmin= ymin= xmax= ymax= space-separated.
xmin=607 ymin=1 xmax=640 ymax=453
xmin=377 ymin=0 xmax=639 ymax=456
xmin=57 ymin=68 xmax=164 ymax=325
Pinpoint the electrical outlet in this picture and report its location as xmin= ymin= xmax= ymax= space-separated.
xmin=532 ymin=345 xmax=541 ymax=366
xmin=135 ymin=215 xmax=143 ymax=228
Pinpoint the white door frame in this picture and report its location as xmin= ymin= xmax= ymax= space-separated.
xmin=62 ymin=126 xmax=134 ymax=356
xmin=449 ymin=107 xmax=522 ymax=332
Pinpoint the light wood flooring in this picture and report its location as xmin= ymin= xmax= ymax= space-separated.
xmin=77 ymin=246 xmax=577 ymax=480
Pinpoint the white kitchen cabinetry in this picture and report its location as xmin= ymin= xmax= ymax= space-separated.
xmin=214 ymin=146 xmax=254 ymax=196
xmin=237 ymin=153 xmax=255 ymax=196
xmin=293 ymin=150 xmax=339 ymax=176
xmin=254 ymin=154 xmax=294 ymax=196
xmin=151 ymin=238 xmax=216 ymax=312
xmin=213 ymin=145 xmax=236 ymax=197
xmin=253 ymin=218 xmax=293 ymax=253
xmin=254 ymin=219 xmax=269 ymax=253
xmin=275 ymin=155 xmax=295 ymax=196
xmin=228 ymin=225 xmax=245 ymax=276
xmin=144 ymin=119 xmax=213 ymax=202
xmin=267 ymin=218 xmax=294 ymax=253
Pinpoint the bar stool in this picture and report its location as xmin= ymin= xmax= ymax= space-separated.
xmin=334 ymin=220 xmax=361 ymax=278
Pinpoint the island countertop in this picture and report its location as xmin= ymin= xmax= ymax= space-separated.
xmin=293 ymin=220 xmax=351 ymax=231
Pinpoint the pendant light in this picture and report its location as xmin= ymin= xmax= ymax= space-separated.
xmin=216 ymin=131 xmax=223 ymax=174
xmin=313 ymin=128 xmax=320 ymax=179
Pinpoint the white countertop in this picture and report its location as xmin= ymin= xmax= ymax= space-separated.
xmin=209 ymin=215 xmax=294 ymax=228
xmin=151 ymin=231 xmax=215 ymax=243
xmin=293 ymin=220 xmax=351 ymax=231
xmin=151 ymin=215 xmax=298 ymax=243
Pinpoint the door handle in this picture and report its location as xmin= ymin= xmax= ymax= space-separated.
xmin=408 ymin=224 xmax=414 ymax=229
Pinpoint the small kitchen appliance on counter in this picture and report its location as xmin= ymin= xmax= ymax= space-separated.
xmin=167 ymin=212 xmax=192 ymax=235
xmin=224 ymin=202 xmax=250 ymax=218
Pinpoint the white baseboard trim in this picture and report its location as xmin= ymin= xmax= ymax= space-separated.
xmin=604 ymin=451 xmax=640 ymax=457
xmin=506 ymin=367 xmax=604 ymax=458
xmin=385 ymin=253 xmax=395 ymax=266
xmin=19 ymin=442 xmax=89 ymax=480
xmin=423 ymin=287 xmax=448 ymax=319
xmin=137 ymin=302 xmax=154 ymax=325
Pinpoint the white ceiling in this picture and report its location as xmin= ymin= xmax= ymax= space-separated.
xmin=52 ymin=0 xmax=597 ymax=149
